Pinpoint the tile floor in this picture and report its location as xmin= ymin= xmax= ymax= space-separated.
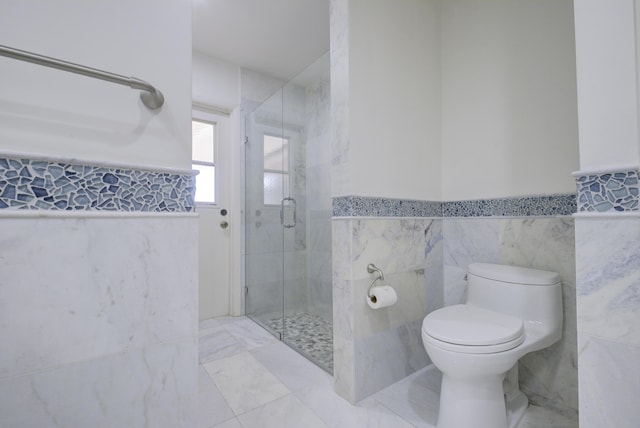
xmin=198 ymin=316 xmax=578 ymax=428
xmin=264 ymin=312 xmax=333 ymax=371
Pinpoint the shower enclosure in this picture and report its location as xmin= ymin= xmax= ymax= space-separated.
xmin=244 ymin=53 xmax=333 ymax=372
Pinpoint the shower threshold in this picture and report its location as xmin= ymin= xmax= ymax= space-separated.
xmin=249 ymin=312 xmax=333 ymax=374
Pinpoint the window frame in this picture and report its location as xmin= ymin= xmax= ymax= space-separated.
xmin=262 ymin=131 xmax=291 ymax=206
xmin=192 ymin=108 xmax=224 ymax=206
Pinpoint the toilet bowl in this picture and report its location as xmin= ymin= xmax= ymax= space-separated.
xmin=421 ymin=263 xmax=562 ymax=428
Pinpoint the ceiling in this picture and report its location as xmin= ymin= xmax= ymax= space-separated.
xmin=192 ymin=0 xmax=330 ymax=81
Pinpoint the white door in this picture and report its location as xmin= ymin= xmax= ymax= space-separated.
xmin=192 ymin=108 xmax=232 ymax=320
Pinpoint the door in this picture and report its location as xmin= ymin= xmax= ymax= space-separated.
xmin=192 ymin=107 xmax=232 ymax=320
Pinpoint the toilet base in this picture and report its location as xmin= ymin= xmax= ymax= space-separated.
xmin=505 ymin=389 xmax=528 ymax=428
xmin=437 ymin=373 xmax=508 ymax=428
xmin=504 ymin=364 xmax=528 ymax=428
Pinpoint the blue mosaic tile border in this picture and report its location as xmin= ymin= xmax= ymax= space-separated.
xmin=575 ymin=169 xmax=639 ymax=213
xmin=0 ymin=156 xmax=195 ymax=212
xmin=442 ymin=194 xmax=577 ymax=217
xmin=333 ymin=194 xmax=576 ymax=218
xmin=332 ymin=196 xmax=442 ymax=217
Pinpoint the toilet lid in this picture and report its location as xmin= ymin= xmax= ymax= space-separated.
xmin=423 ymin=304 xmax=524 ymax=347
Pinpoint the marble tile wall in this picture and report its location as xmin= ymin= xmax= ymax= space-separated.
xmin=0 ymin=215 xmax=198 ymax=427
xmin=443 ymin=217 xmax=578 ymax=420
xmin=332 ymin=217 xmax=443 ymax=403
xmin=304 ymin=63 xmax=332 ymax=321
xmin=331 ymin=194 xmax=578 ymax=416
xmin=575 ymin=217 xmax=640 ymax=427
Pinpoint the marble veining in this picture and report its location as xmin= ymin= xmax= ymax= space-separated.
xmin=577 ymin=334 xmax=640 ymax=428
xmin=575 ymin=169 xmax=639 ymax=213
xmin=442 ymin=217 xmax=578 ymax=419
xmin=575 ymin=218 xmax=640 ymax=348
xmin=0 ymin=155 xmax=195 ymax=212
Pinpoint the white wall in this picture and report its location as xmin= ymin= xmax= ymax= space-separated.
xmin=193 ymin=51 xmax=241 ymax=111
xmin=345 ymin=0 xmax=442 ymax=201
xmin=0 ymin=0 xmax=191 ymax=170
xmin=441 ymin=0 xmax=579 ymax=200
xmin=574 ymin=0 xmax=640 ymax=171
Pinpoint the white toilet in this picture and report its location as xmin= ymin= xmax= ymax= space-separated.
xmin=421 ymin=263 xmax=563 ymax=428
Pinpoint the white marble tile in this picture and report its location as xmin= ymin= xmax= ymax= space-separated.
xmin=0 ymin=216 xmax=197 ymax=378
xmin=203 ymin=351 xmax=290 ymax=415
xmin=353 ymin=271 xmax=427 ymax=339
xmin=331 ymin=330 xmax=356 ymax=403
xmin=250 ymin=341 xmax=333 ymax=392
xmin=223 ymin=318 xmax=279 ymax=350
xmin=349 ymin=218 xmax=434 ymax=280
xmin=369 ymin=366 xmax=441 ymax=428
xmin=198 ymin=366 xmax=234 ymax=428
xmin=519 ymin=339 xmax=579 ymax=420
xmin=332 ymin=218 xmax=438 ymax=402
xmin=212 ymin=417 xmax=243 ymax=428
xmin=577 ymin=334 xmax=640 ymax=428
xmin=199 ymin=316 xmax=237 ymax=333
xmin=442 ymin=264 xmax=467 ymax=306
xmin=353 ymin=321 xmax=429 ymax=401
xmin=295 ymin=383 xmax=415 ymax=428
xmin=576 ymin=218 xmax=640 ymax=347
xmin=443 ymin=218 xmax=502 ymax=268
xmin=199 ymin=326 xmax=246 ymax=363
xmin=238 ymin=394 xmax=328 ymax=428
xmin=0 ymin=339 xmax=197 ymax=428
xmin=329 ymin=0 xmax=351 ymax=197
xmin=425 ymin=219 xmax=444 ymax=315
xmin=519 ymin=405 xmax=578 ymax=428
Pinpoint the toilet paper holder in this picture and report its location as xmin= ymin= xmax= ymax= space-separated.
xmin=367 ymin=263 xmax=385 ymax=297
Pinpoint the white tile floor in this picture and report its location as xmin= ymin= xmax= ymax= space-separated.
xmin=198 ymin=316 xmax=578 ymax=428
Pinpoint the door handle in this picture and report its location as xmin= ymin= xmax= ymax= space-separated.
xmin=220 ymin=220 xmax=229 ymax=229
xmin=280 ymin=197 xmax=296 ymax=228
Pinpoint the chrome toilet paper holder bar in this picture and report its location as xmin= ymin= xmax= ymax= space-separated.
xmin=367 ymin=263 xmax=385 ymax=297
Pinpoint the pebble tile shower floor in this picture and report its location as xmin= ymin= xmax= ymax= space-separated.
xmin=265 ymin=312 xmax=333 ymax=371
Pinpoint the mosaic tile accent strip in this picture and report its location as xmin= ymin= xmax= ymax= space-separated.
xmin=575 ymin=169 xmax=639 ymax=213
xmin=442 ymin=194 xmax=577 ymax=217
xmin=0 ymin=156 xmax=195 ymax=212
xmin=333 ymin=194 xmax=576 ymax=218
xmin=266 ymin=312 xmax=333 ymax=372
xmin=333 ymin=195 xmax=442 ymax=217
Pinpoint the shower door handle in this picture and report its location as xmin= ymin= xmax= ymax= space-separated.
xmin=280 ymin=197 xmax=296 ymax=228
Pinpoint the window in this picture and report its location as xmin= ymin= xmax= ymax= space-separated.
xmin=263 ymin=134 xmax=289 ymax=205
xmin=192 ymin=119 xmax=216 ymax=203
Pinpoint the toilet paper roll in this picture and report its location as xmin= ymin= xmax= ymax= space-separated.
xmin=367 ymin=285 xmax=397 ymax=309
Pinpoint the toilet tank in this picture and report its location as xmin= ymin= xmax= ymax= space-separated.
xmin=466 ymin=263 xmax=562 ymax=325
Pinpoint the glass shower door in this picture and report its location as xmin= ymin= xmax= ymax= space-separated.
xmin=245 ymin=52 xmax=333 ymax=373
xmin=245 ymin=87 xmax=286 ymax=341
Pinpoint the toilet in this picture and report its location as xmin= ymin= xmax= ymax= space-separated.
xmin=422 ymin=263 xmax=562 ymax=428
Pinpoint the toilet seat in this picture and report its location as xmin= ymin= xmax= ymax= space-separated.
xmin=422 ymin=305 xmax=525 ymax=354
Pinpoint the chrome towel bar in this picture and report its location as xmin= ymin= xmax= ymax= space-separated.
xmin=0 ymin=44 xmax=164 ymax=109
